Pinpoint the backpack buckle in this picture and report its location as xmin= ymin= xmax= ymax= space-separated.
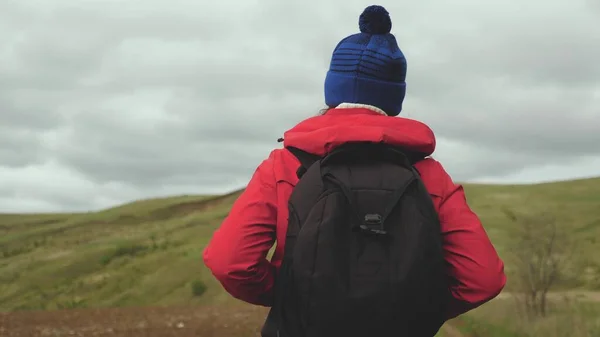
xmin=359 ymin=214 xmax=387 ymax=235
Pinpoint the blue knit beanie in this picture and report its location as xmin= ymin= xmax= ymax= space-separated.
xmin=324 ymin=5 xmax=407 ymax=116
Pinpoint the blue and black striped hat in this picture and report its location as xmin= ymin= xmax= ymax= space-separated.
xmin=324 ymin=5 xmax=407 ymax=116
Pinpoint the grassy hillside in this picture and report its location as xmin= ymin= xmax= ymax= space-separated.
xmin=1 ymin=177 xmax=600 ymax=312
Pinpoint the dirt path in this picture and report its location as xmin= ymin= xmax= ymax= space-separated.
xmin=1 ymin=305 xmax=468 ymax=337
xmin=1 ymin=305 xmax=472 ymax=337
xmin=1 ymin=304 xmax=269 ymax=337
xmin=3 ymin=291 xmax=599 ymax=337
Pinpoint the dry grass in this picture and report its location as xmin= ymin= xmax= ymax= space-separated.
xmin=456 ymin=292 xmax=600 ymax=337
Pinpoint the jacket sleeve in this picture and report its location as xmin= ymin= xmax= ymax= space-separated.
xmin=435 ymin=163 xmax=507 ymax=320
xmin=202 ymin=157 xmax=278 ymax=306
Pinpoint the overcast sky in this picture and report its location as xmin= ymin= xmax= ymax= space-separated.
xmin=1 ymin=0 xmax=599 ymax=212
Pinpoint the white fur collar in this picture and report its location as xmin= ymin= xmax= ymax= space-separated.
xmin=335 ymin=103 xmax=387 ymax=116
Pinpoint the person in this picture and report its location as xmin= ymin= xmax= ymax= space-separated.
xmin=203 ymin=4 xmax=506 ymax=337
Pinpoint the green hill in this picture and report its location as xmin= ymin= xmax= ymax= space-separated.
xmin=1 ymin=177 xmax=600 ymax=312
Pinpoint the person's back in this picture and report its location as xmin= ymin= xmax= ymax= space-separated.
xmin=203 ymin=5 xmax=506 ymax=337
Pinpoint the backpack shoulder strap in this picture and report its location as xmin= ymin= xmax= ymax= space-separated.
xmin=287 ymin=143 xmax=425 ymax=178
xmin=383 ymin=145 xmax=427 ymax=167
xmin=320 ymin=142 xmax=425 ymax=168
xmin=286 ymin=146 xmax=321 ymax=179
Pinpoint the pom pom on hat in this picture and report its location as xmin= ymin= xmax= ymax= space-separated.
xmin=359 ymin=5 xmax=392 ymax=34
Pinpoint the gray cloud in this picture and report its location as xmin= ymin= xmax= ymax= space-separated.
xmin=1 ymin=0 xmax=599 ymax=212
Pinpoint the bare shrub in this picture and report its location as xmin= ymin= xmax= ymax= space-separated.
xmin=503 ymin=209 xmax=575 ymax=319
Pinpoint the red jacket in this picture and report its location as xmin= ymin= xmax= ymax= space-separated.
xmin=203 ymin=108 xmax=506 ymax=320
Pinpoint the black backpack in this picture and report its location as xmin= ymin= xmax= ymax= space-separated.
xmin=261 ymin=142 xmax=449 ymax=337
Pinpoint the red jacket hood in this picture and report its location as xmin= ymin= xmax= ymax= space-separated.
xmin=283 ymin=108 xmax=437 ymax=156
